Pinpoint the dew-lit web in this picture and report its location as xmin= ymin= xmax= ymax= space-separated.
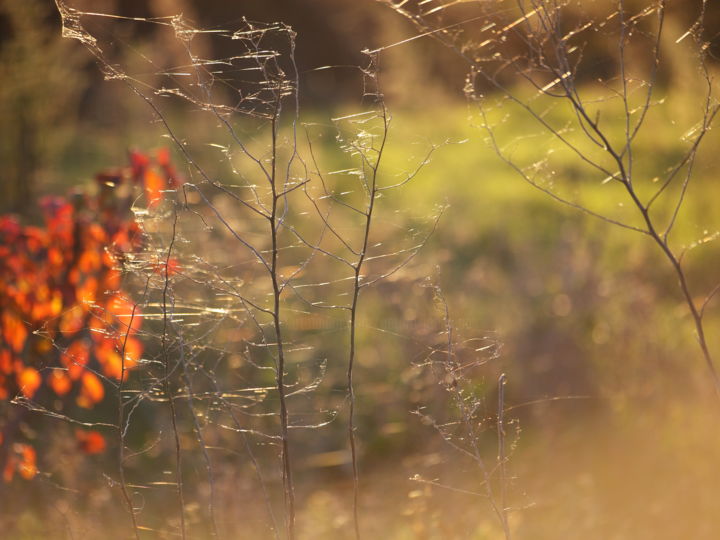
xmin=45 ymin=3 xmax=508 ymax=538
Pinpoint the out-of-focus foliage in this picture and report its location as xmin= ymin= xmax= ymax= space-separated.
xmin=0 ymin=149 xmax=179 ymax=482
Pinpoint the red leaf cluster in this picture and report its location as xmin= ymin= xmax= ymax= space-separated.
xmin=0 ymin=149 xmax=179 ymax=480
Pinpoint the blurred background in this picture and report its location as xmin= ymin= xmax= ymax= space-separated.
xmin=3 ymin=0 xmax=720 ymax=538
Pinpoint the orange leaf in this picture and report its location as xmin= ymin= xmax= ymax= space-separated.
xmin=129 ymin=150 xmax=150 ymax=182
xmin=61 ymin=340 xmax=89 ymax=380
xmin=49 ymin=292 xmax=63 ymax=318
xmin=76 ymin=277 xmax=99 ymax=305
xmin=76 ymin=430 xmax=106 ymax=454
xmin=97 ymin=341 xmax=122 ymax=380
xmin=88 ymin=314 xmax=109 ymax=344
xmin=48 ymin=370 xmax=72 ymax=396
xmin=2 ymin=312 xmax=28 ymax=353
xmin=48 ymin=246 xmax=64 ymax=265
xmin=18 ymin=445 xmax=37 ymax=480
xmin=143 ymin=169 xmax=165 ymax=208
xmin=156 ymin=147 xmax=181 ymax=187
xmin=0 ymin=349 xmax=12 ymax=374
xmin=77 ymin=371 xmax=104 ymax=408
xmin=156 ymin=147 xmax=171 ymax=167
xmin=18 ymin=367 xmax=41 ymax=399
xmin=103 ymin=268 xmax=121 ymax=292
xmin=88 ymin=223 xmax=107 ymax=244
xmin=23 ymin=227 xmax=46 ymax=252
xmin=59 ymin=305 xmax=86 ymax=336
xmin=105 ymin=295 xmax=142 ymax=334
xmin=153 ymin=256 xmax=181 ymax=277
xmin=78 ymin=250 xmax=101 ymax=274
xmin=120 ymin=336 xmax=142 ymax=369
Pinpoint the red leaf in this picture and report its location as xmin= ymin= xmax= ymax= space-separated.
xmin=18 ymin=367 xmax=41 ymax=399
xmin=129 ymin=150 xmax=150 ymax=183
xmin=59 ymin=305 xmax=86 ymax=336
xmin=77 ymin=371 xmax=104 ymax=408
xmin=156 ymin=147 xmax=181 ymax=187
xmin=48 ymin=370 xmax=72 ymax=396
xmin=61 ymin=340 xmax=90 ymax=380
xmin=105 ymin=295 xmax=142 ymax=334
xmin=143 ymin=169 xmax=166 ymax=208
xmin=76 ymin=430 xmax=106 ymax=454
xmin=96 ymin=340 xmax=122 ymax=380
xmin=18 ymin=445 xmax=37 ymax=480
xmin=2 ymin=312 xmax=28 ymax=353
xmin=153 ymin=256 xmax=181 ymax=277
xmin=0 ymin=349 xmax=12 ymax=374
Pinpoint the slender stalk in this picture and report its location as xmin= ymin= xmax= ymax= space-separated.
xmin=268 ymin=92 xmax=295 ymax=540
xmin=176 ymin=330 xmax=219 ymax=538
xmin=434 ymin=285 xmax=510 ymax=538
xmin=117 ymin=304 xmax=142 ymax=540
xmin=161 ymin=212 xmax=186 ymax=539
xmin=496 ymin=373 xmax=511 ymax=539
xmin=622 ymin=184 xmax=720 ymax=396
xmin=346 ymin=62 xmax=390 ymax=539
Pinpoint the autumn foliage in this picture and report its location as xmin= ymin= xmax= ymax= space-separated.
xmin=0 ymin=149 xmax=179 ymax=480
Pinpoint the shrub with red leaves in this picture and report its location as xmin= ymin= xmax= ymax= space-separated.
xmin=0 ymin=149 xmax=180 ymax=480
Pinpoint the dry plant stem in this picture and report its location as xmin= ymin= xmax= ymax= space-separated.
xmin=435 ymin=286 xmax=511 ymax=538
xmin=539 ymin=0 xmax=720 ymax=397
xmin=175 ymin=326 xmax=219 ymax=538
xmin=347 ymin=107 xmax=384 ymax=540
xmin=117 ymin=298 xmax=145 ymax=540
xmin=347 ymin=295 xmax=361 ymax=540
xmin=344 ymin=56 xmax=390 ymax=540
xmin=268 ymin=96 xmax=296 ymax=540
xmin=161 ymin=211 xmax=187 ymax=540
xmin=301 ymin=72 xmax=439 ymax=536
xmin=117 ymin=382 xmax=140 ymax=539
xmin=496 ymin=373 xmax=510 ymax=539
xmin=623 ymin=181 xmax=720 ymax=396
xmin=539 ymin=1 xmax=720 ymax=396
xmin=210 ymin=376 xmax=281 ymax=540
